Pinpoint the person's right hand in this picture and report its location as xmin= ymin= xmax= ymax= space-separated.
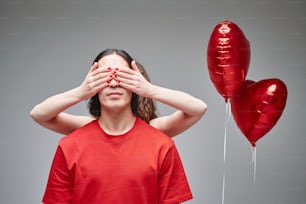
xmin=77 ymin=62 xmax=112 ymax=100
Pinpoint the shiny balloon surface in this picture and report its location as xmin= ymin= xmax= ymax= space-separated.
xmin=230 ymin=79 xmax=287 ymax=147
xmin=207 ymin=21 xmax=250 ymax=102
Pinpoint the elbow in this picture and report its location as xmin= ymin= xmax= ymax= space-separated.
xmin=185 ymin=99 xmax=207 ymax=120
xmin=30 ymin=107 xmax=38 ymax=121
xmin=198 ymin=100 xmax=208 ymax=118
xmin=30 ymin=106 xmax=42 ymax=122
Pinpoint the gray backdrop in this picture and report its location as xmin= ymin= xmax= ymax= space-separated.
xmin=0 ymin=0 xmax=305 ymax=203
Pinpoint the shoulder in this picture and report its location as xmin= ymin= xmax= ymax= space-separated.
xmin=134 ymin=117 xmax=174 ymax=146
xmin=59 ymin=120 xmax=99 ymax=146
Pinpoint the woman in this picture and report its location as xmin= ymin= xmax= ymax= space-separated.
xmin=41 ymin=49 xmax=198 ymax=203
xmin=30 ymin=49 xmax=207 ymax=137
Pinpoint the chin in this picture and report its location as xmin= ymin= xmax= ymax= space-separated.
xmin=103 ymin=101 xmax=131 ymax=110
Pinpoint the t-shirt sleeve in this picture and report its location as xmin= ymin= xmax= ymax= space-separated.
xmin=42 ymin=146 xmax=74 ymax=204
xmin=158 ymin=145 xmax=193 ymax=204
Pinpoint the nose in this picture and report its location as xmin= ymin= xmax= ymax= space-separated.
xmin=108 ymin=78 xmax=119 ymax=87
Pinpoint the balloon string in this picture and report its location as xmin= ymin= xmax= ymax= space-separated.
xmin=250 ymin=146 xmax=257 ymax=184
xmin=222 ymin=101 xmax=231 ymax=204
xmin=253 ymin=147 xmax=257 ymax=184
xmin=225 ymin=99 xmax=231 ymax=124
xmin=221 ymin=128 xmax=226 ymax=204
xmin=250 ymin=146 xmax=257 ymax=204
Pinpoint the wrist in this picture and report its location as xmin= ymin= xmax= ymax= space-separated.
xmin=147 ymin=84 xmax=162 ymax=100
xmin=71 ymin=87 xmax=88 ymax=101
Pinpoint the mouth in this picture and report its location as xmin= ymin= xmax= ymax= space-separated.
xmin=107 ymin=91 xmax=123 ymax=97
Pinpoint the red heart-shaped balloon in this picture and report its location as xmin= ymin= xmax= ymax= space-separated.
xmin=207 ymin=21 xmax=250 ymax=102
xmin=230 ymin=79 xmax=287 ymax=147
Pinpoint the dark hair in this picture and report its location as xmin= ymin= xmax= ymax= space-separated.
xmin=88 ymin=48 xmax=158 ymax=123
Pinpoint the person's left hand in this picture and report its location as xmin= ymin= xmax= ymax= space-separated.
xmin=115 ymin=61 xmax=154 ymax=98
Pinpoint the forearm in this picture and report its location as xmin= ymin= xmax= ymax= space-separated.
xmin=148 ymin=85 xmax=207 ymax=116
xmin=30 ymin=87 xmax=84 ymax=122
xmin=116 ymin=65 xmax=207 ymax=115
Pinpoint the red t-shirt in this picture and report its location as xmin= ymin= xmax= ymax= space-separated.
xmin=42 ymin=118 xmax=193 ymax=204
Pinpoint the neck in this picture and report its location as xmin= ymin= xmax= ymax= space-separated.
xmin=98 ymin=108 xmax=136 ymax=136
